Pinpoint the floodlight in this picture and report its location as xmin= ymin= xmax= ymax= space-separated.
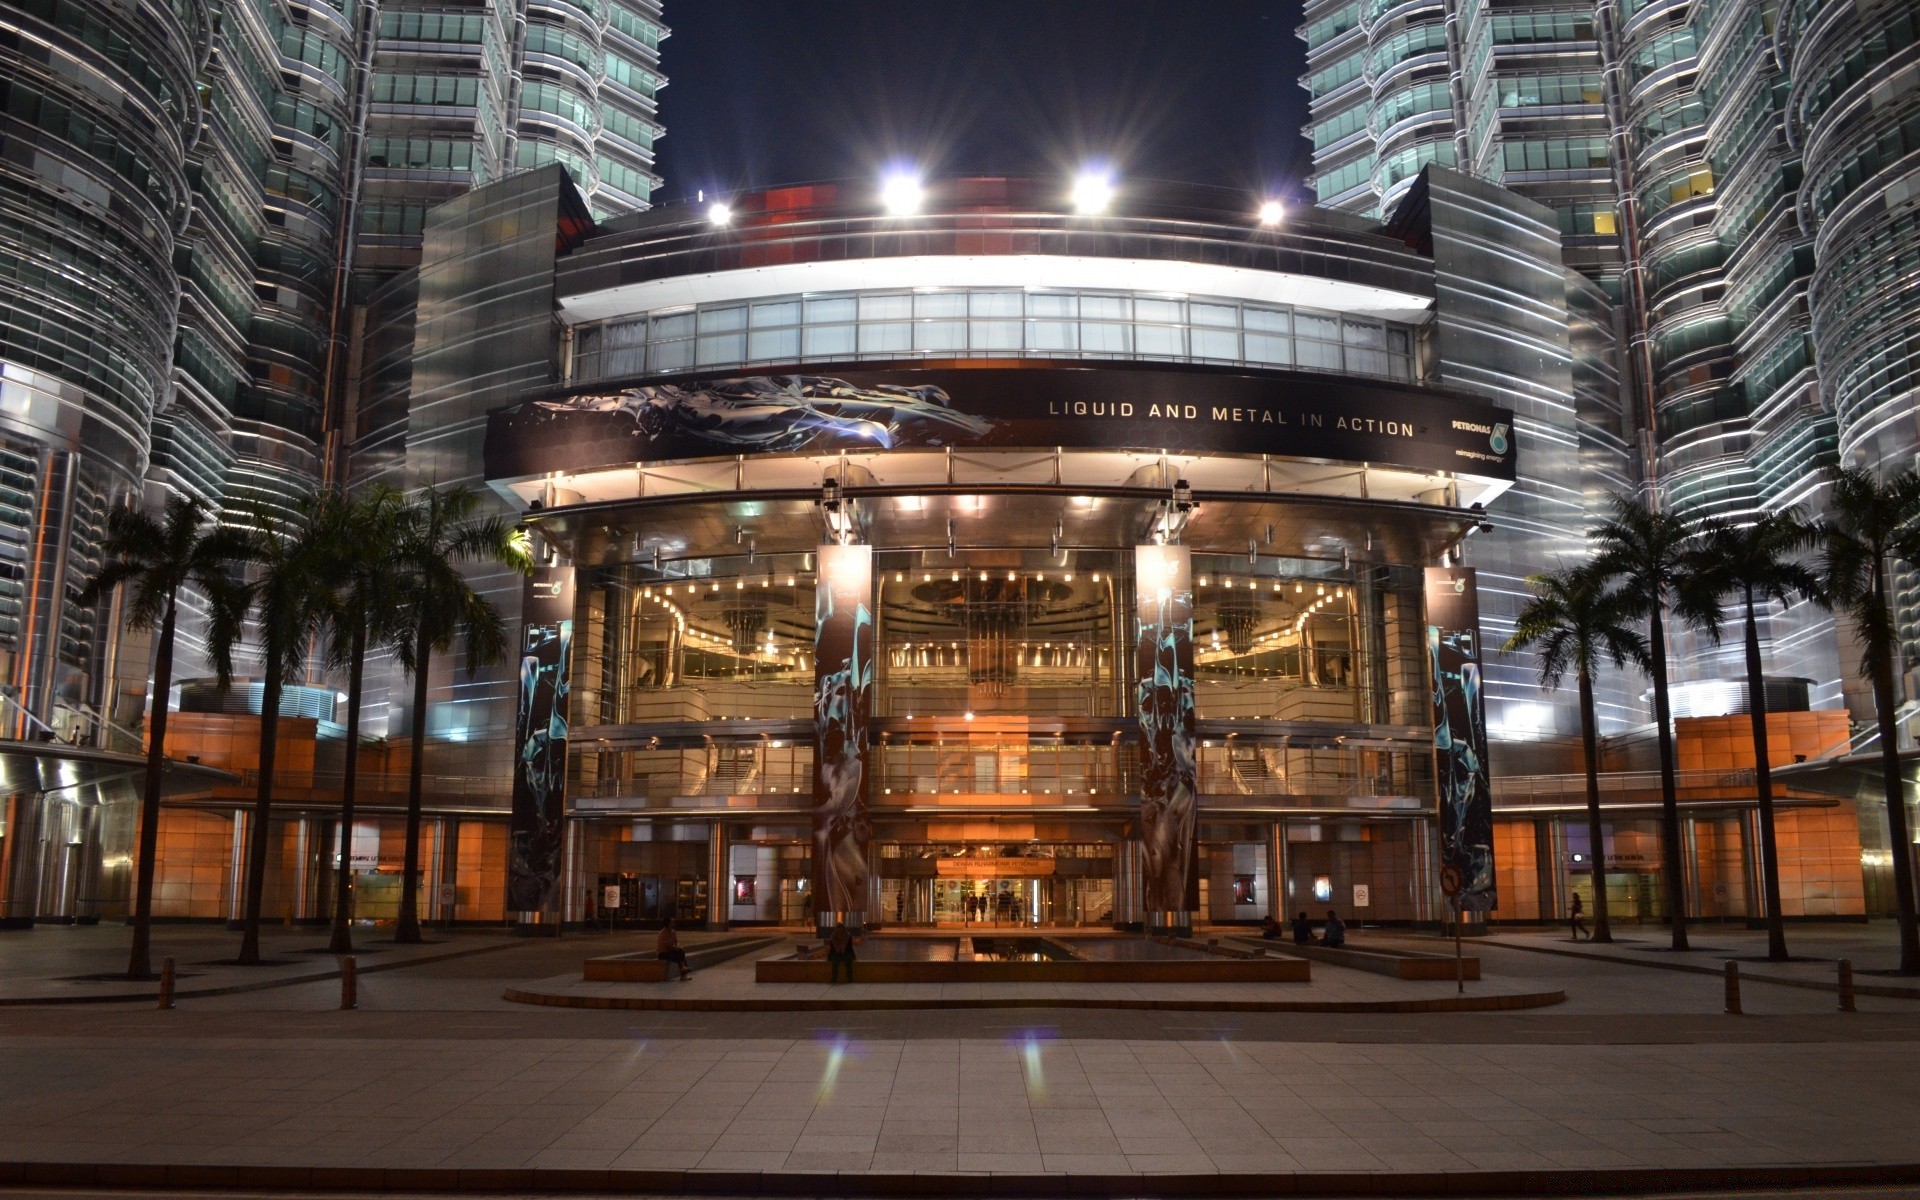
xmin=707 ymin=201 xmax=732 ymax=227
xmin=1071 ymin=171 xmax=1114 ymax=215
xmin=880 ymin=172 xmax=923 ymax=216
xmin=1258 ymin=199 xmax=1286 ymax=226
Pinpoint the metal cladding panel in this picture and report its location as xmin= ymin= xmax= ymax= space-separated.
xmin=1136 ymin=544 xmax=1198 ymax=913
xmin=507 ymin=567 xmax=575 ymax=914
xmin=1422 ymin=166 xmax=1589 ymax=742
xmin=812 ymin=543 xmax=873 ymax=919
xmin=1425 ymin=566 xmax=1495 ymax=912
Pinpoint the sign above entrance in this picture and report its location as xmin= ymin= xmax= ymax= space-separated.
xmin=936 ymin=857 xmax=1057 ymax=879
xmin=485 ymin=364 xmax=1518 ymax=484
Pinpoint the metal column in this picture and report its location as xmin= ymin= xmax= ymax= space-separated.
xmin=0 ymin=792 xmax=45 ymax=927
xmin=708 ymin=821 xmax=730 ymax=931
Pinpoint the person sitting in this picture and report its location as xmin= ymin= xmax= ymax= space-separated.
xmin=1290 ymin=911 xmax=1314 ymax=945
xmin=826 ymin=921 xmax=857 ymax=984
xmin=1259 ymin=915 xmax=1284 ymax=940
xmin=1321 ymin=910 xmax=1347 ymax=949
xmin=655 ymin=917 xmax=692 ymax=980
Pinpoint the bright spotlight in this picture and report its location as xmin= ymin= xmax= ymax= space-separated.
xmin=1258 ymin=199 xmax=1286 ymax=226
xmin=1071 ymin=171 xmax=1114 ymax=215
xmin=707 ymin=201 xmax=732 ymax=227
xmin=880 ymin=172 xmax=923 ymax=216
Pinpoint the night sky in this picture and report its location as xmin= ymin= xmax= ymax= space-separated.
xmin=652 ymin=1 xmax=1311 ymax=208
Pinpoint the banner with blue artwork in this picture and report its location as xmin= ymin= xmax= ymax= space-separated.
xmin=1425 ymin=566 xmax=1495 ymax=913
xmin=1135 ymin=544 xmax=1198 ymax=915
xmin=813 ymin=544 xmax=873 ymax=923
xmin=507 ymin=567 xmax=574 ymax=914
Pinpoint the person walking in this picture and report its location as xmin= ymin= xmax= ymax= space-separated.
xmin=1570 ymin=891 xmax=1589 ymax=941
xmin=655 ymin=917 xmax=692 ymax=980
xmin=826 ymin=921 xmax=857 ymax=985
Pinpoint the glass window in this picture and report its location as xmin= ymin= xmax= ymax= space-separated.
xmin=1081 ymin=295 xmax=1130 ymax=321
xmin=971 ymin=320 xmax=1023 ymax=351
xmin=751 ymin=300 xmax=799 ymax=327
xmin=970 ymin=291 xmax=1022 ymax=318
xmin=651 ymin=311 xmax=693 ymax=341
xmin=696 ymin=332 xmax=745 ymax=365
xmin=807 ymin=296 xmax=857 ymax=323
xmin=1135 ymin=324 xmax=1184 ymax=357
xmin=915 ymin=320 xmax=965 ymax=352
xmin=698 ymin=305 xmax=746 ymax=334
xmin=651 ymin=338 xmax=693 ymax=372
xmin=1192 ymin=328 xmax=1240 ymax=360
xmin=1190 ymin=302 xmax=1238 ymax=327
xmin=748 ymin=328 xmax=799 ymax=361
xmin=914 ymin=291 xmax=966 ymax=318
xmin=804 ymin=324 xmax=856 ymax=357
xmin=1245 ymin=333 xmax=1291 ymax=365
xmin=1027 ymin=293 xmax=1077 ymax=317
xmin=860 ymin=321 xmax=912 ymax=353
xmin=1244 ymin=307 xmax=1290 ymax=333
xmin=1029 ymin=320 xmax=1078 ymax=351
xmin=1081 ymin=322 xmax=1131 ymax=354
xmin=1135 ymin=298 xmax=1182 ymax=323
xmin=860 ymin=293 xmax=912 ymax=321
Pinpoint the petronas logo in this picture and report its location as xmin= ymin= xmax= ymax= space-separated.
xmin=1489 ymin=423 xmax=1510 ymax=454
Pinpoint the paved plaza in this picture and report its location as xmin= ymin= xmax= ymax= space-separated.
xmin=0 ymin=922 xmax=1917 ymax=1195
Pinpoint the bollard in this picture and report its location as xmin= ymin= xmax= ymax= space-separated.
xmin=1838 ymin=958 xmax=1857 ymax=1012
xmin=340 ymin=955 xmax=357 ymax=1010
xmin=157 ymin=957 xmax=176 ymax=1010
xmin=1724 ymin=959 xmax=1742 ymax=1015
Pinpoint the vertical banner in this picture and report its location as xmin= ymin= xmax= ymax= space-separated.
xmin=812 ymin=544 xmax=873 ymax=922
xmin=1135 ymin=544 xmax=1198 ymax=915
xmin=507 ymin=567 xmax=574 ymax=913
xmin=1425 ymin=566 xmax=1496 ymax=912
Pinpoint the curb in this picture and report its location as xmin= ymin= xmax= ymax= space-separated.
xmin=0 ymin=938 xmax=526 ymax=1007
xmin=500 ymin=987 xmax=1567 ymax=1013
xmin=1478 ymin=937 xmax=1920 ymax=1000
xmin=3 ymin=1159 xmax=1920 ymax=1195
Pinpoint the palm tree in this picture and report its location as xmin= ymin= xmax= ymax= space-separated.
xmin=233 ymin=495 xmax=335 ymax=966
xmin=390 ymin=485 xmax=531 ymax=943
xmin=1592 ymin=495 xmax=1700 ymax=950
xmin=1506 ymin=566 xmax=1649 ymax=944
xmin=318 ymin=486 xmax=405 ymax=954
xmin=1817 ymin=465 xmax=1920 ymax=973
xmin=1685 ymin=514 xmax=1820 ymax=962
xmin=79 ymin=497 xmax=248 ymax=979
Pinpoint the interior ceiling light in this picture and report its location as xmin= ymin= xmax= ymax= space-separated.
xmin=1071 ymin=171 xmax=1114 ymax=215
xmin=880 ymin=171 xmax=923 ymax=216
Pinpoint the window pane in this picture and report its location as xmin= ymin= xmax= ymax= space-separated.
xmin=1135 ymin=324 xmax=1184 ymax=357
xmin=807 ymin=296 xmax=857 ymax=322
xmin=698 ymin=305 xmax=746 ymax=334
xmin=751 ymin=300 xmax=799 ymax=327
xmin=803 ymin=324 xmax=856 ymax=357
xmin=860 ymin=293 xmax=912 ymax=320
xmin=860 ymin=322 xmax=912 ymax=353
xmin=915 ymin=320 xmax=965 ymax=351
xmin=970 ymin=320 xmax=1022 ymax=351
xmin=1135 ymin=298 xmax=1182 ymax=323
xmin=1245 ymin=333 xmax=1291 ymax=365
xmin=1027 ymin=293 xmax=1076 ymax=317
xmin=748 ymin=327 xmax=799 ymax=361
xmin=1243 ymin=306 xmax=1290 ymax=333
xmin=651 ymin=311 xmax=694 ymax=340
xmin=1190 ymin=302 xmax=1238 ymax=327
xmin=969 ymin=291 xmax=1022 ymax=317
xmin=1080 ymin=294 xmax=1130 ymax=321
xmin=1081 ymin=322 xmax=1131 ymax=353
xmin=1029 ymin=320 xmax=1078 ymax=351
xmin=651 ymin=338 xmax=693 ymax=372
xmin=1296 ymin=312 xmax=1340 ymax=341
xmin=696 ymin=332 xmax=745 ymax=365
xmin=1191 ymin=328 xmax=1239 ymax=360
xmin=1297 ymin=338 xmax=1341 ymax=370
xmin=914 ymin=291 xmax=966 ymax=318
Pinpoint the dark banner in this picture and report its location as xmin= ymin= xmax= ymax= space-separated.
xmin=1136 ymin=544 xmax=1198 ymax=914
xmin=486 ymin=365 xmax=1516 ymax=483
xmin=507 ymin=567 xmax=574 ymax=914
xmin=813 ymin=544 xmax=873 ymax=922
xmin=1425 ymin=566 xmax=1495 ymax=913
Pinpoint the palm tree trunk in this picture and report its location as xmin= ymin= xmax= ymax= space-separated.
xmin=238 ymin=643 xmax=284 ymax=965
xmin=395 ymin=625 xmax=431 ymax=943
xmin=1648 ymin=603 xmax=1691 ymax=949
xmin=1578 ymin=667 xmax=1612 ymax=943
xmin=327 ymin=612 xmax=367 ymax=954
xmin=126 ymin=595 xmax=178 ymax=980
xmin=1743 ymin=586 xmax=1788 ymax=962
xmin=1870 ymin=560 xmax=1920 ymax=973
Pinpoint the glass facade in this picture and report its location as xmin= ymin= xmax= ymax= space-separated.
xmin=572 ymin=289 xmax=1419 ymax=385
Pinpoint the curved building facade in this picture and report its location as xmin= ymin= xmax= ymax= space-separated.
xmin=345 ymin=170 xmax=1619 ymax=931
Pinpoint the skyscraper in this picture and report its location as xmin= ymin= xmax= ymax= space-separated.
xmin=0 ymin=0 xmax=666 ymax=736
xmin=1300 ymin=0 xmax=1903 ymax=716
